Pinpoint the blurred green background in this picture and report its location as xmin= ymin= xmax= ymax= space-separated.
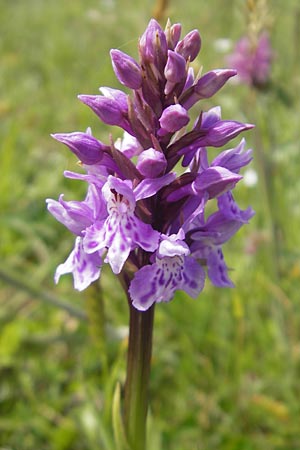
xmin=1 ymin=0 xmax=300 ymax=449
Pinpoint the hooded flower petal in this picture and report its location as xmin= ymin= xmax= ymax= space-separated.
xmin=46 ymin=194 xmax=94 ymax=235
xmin=193 ymin=166 xmax=242 ymax=198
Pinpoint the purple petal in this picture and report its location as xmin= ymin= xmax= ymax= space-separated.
xmin=211 ymin=139 xmax=253 ymax=173
xmin=134 ymin=172 xmax=176 ymax=201
xmin=105 ymin=226 xmax=132 ymax=274
xmin=129 ymin=264 xmax=160 ymax=311
xmin=46 ymin=195 xmax=93 ymax=235
xmin=103 ymin=215 xmax=159 ymax=274
xmin=130 ymin=254 xmax=205 ymax=311
xmin=99 ymin=87 xmax=129 ymax=110
xmin=204 ymin=120 xmax=254 ymax=147
xmin=78 ymin=95 xmax=124 ymax=126
xmin=110 ymin=49 xmax=142 ymax=90
xmin=83 ymin=220 xmax=107 ymax=253
xmin=217 ymin=192 xmax=255 ymax=222
xmin=207 ymin=247 xmax=234 ymax=288
xmin=193 ymin=166 xmax=242 ymax=198
xmin=136 ymin=148 xmax=167 ymax=178
xmin=190 ymin=211 xmax=244 ymax=246
xmin=182 ymin=256 xmax=206 ymax=297
xmin=51 ymin=132 xmax=109 ymax=165
xmin=55 ymin=237 xmax=102 ymax=291
xmin=164 ymin=50 xmax=186 ymax=83
xmin=159 ymin=104 xmax=190 ymax=133
xmin=175 ymin=29 xmax=201 ymax=61
xmin=181 ymin=69 xmax=236 ymax=110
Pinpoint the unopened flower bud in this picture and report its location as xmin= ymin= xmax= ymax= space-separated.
xmin=51 ymin=132 xmax=109 ymax=165
xmin=196 ymin=69 xmax=237 ymax=96
xmin=159 ymin=104 xmax=190 ymax=133
xmin=110 ymin=49 xmax=142 ymax=90
xmin=164 ymin=50 xmax=186 ymax=83
xmin=183 ymin=67 xmax=195 ymax=91
xmin=137 ymin=148 xmax=167 ymax=178
xmin=139 ymin=18 xmax=167 ymax=70
xmin=99 ymin=87 xmax=128 ymax=110
xmin=165 ymin=21 xmax=182 ymax=49
xmin=78 ymin=94 xmax=130 ymax=133
xmin=164 ymin=50 xmax=187 ymax=95
xmin=181 ymin=69 xmax=237 ymax=109
xmin=175 ymin=30 xmax=201 ymax=62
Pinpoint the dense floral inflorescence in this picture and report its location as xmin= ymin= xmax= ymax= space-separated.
xmin=47 ymin=19 xmax=254 ymax=311
xmin=226 ymin=32 xmax=272 ymax=88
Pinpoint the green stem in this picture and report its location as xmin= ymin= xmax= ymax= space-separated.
xmin=248 ymin=89 xmax=280 ymax=279
xmin=124 ymin=301 xmax=155 ymax=450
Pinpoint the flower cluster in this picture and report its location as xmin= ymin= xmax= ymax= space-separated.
xmin=47 ymin=19 xmax=254 ymax=311
xmin=227 ymin=32 xmax=272 ymax=88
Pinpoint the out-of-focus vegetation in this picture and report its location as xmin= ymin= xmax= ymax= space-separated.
xmin=1 ymin=0 xmax=300 ymax=449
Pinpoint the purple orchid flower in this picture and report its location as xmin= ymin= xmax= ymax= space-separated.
xmin=227 ymin=32 xmax=273 ymax=88
xmin=83 ymin=175 xmax=161 ymax=274
xmin=129 ymin=231 xmax=205 ymax=311
xmin=48 ymin=19 xmax=254 ymax=309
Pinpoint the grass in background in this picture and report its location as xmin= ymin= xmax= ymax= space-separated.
xmin=1 ymin=0 xmax=300 ymax=449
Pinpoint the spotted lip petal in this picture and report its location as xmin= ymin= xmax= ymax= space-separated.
xmin=83 ymin=176 xmax=160 ymax=274
xmin=129 ymin=254 xmax=205 ymax=311
xmin=55 ymin=237 xmax=102 ymax=291
xmin=130 ymin=232 xmax=205 ymax=310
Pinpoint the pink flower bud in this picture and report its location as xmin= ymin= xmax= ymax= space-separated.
xmin=51 ymin=132 xmax=109 ymax=165
xmin=110 ymin=49 xmax=142 ymax=90
xmin=165 ymin=22 xmax=182 ymax=49
xmin=164 ymin=50 xmax=186 ymax=83
xmin=137 ymin=148 xmax=167 ymax=178
xmin=175 ymin=30 xmax=201 ymax=62
xmin=159 ymin=104 xmax=190 ymax=133
xmin=78 ymin=95 xmax=123 ymax=125
xmin=181 ymin=69 xmax=237 ymax=109
xmin=139 ymin=19 xmax=167 ymax=70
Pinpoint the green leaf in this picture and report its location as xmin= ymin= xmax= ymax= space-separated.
xmin=112 ymin=382 xmax=131 ymax=450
